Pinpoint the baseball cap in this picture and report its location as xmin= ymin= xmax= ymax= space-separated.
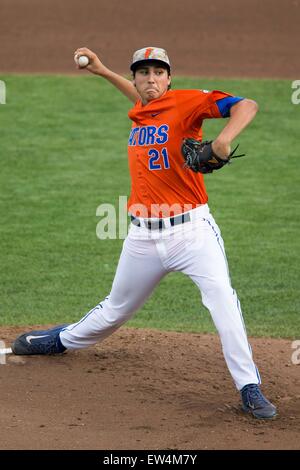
xmin=130 ymin=47 xmax=170 ymax=72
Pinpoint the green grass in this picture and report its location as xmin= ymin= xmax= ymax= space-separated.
xmin=0 ymin=75 xmax=299 ymax=337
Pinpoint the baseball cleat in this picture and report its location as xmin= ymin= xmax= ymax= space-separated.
xmin=11 ymin=324 xmax=69 ymax=355
xmin=241 ymin=383 xmax=277 ymax=419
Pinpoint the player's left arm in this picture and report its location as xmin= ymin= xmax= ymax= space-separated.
xmin=212 ymin=99 xmax=258 ymax=159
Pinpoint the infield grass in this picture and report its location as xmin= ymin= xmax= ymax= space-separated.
xmin=0 ymin=75 xmax=299 ymax=338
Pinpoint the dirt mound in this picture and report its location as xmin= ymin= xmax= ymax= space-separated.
xmin=1 ymin=326 xmax=299 ymax=449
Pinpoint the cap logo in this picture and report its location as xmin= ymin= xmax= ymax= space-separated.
xmin=144 ymin=48 xmax=154 ymax=59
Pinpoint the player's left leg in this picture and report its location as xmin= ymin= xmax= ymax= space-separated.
xmin=173 ymin=209 xmax=276 ymax=418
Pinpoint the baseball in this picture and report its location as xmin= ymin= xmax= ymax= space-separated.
xmin=76 ymin=55 xmax=89 ymax=68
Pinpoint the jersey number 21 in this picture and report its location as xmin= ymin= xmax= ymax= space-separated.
xmin=148 ymin=148 xmax=170 ymax=170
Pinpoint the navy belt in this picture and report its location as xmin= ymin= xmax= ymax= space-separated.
xmin=130 ymin=212 xmax=191 ymax=230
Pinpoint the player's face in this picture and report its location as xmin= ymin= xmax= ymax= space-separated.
xmin=133 ymin=65 xmax=171 ymax=104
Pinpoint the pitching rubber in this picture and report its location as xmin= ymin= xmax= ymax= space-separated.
xmin=0 ymin=347 xmax=13 ymax=354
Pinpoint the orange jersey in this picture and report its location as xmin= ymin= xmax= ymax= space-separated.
xmin=127 ymin=89 xmax=234 ymax=218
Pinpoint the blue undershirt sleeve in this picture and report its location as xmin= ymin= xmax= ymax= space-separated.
xmin=216 ymin=96 xmax=244 ymax=118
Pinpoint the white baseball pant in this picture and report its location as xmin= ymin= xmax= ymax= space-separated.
xmin=60 ymin=204 xmax=260 ymax=390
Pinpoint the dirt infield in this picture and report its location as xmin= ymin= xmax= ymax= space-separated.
xmin=1 ymin=0 xmax=300 ymax=451
xmin=0 ymin=327 xmax=299 ymax=450
xmin=1 ymin=0 xmax=299 ymax=78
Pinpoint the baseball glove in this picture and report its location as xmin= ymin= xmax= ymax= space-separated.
xmin=181 ymin=138 xmax=245 ymax=174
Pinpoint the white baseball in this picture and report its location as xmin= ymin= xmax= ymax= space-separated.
xmin=77 ymin=55 xmax=89 ymax=68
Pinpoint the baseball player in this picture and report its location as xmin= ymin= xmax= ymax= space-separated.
xmin=12 ymin=47 xmax=276 ymax=419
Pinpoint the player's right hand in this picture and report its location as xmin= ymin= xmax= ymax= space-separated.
xmin=74 ymin=47 xmax=108 ymax=76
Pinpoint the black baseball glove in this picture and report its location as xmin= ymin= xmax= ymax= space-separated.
xmin=181 ymin=138 xmax=245 ymax=174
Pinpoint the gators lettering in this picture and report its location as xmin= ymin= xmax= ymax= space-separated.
xmin=128 ymin=124 xmax=169 ymax=146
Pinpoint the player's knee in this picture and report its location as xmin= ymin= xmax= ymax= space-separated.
xmin=101 ymin=302 xmax=135 ymax=326
xmin=201 ymin=281 xmax=234 ymax=313
xmin=205 ymin=280 xmax=232 ymax=298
